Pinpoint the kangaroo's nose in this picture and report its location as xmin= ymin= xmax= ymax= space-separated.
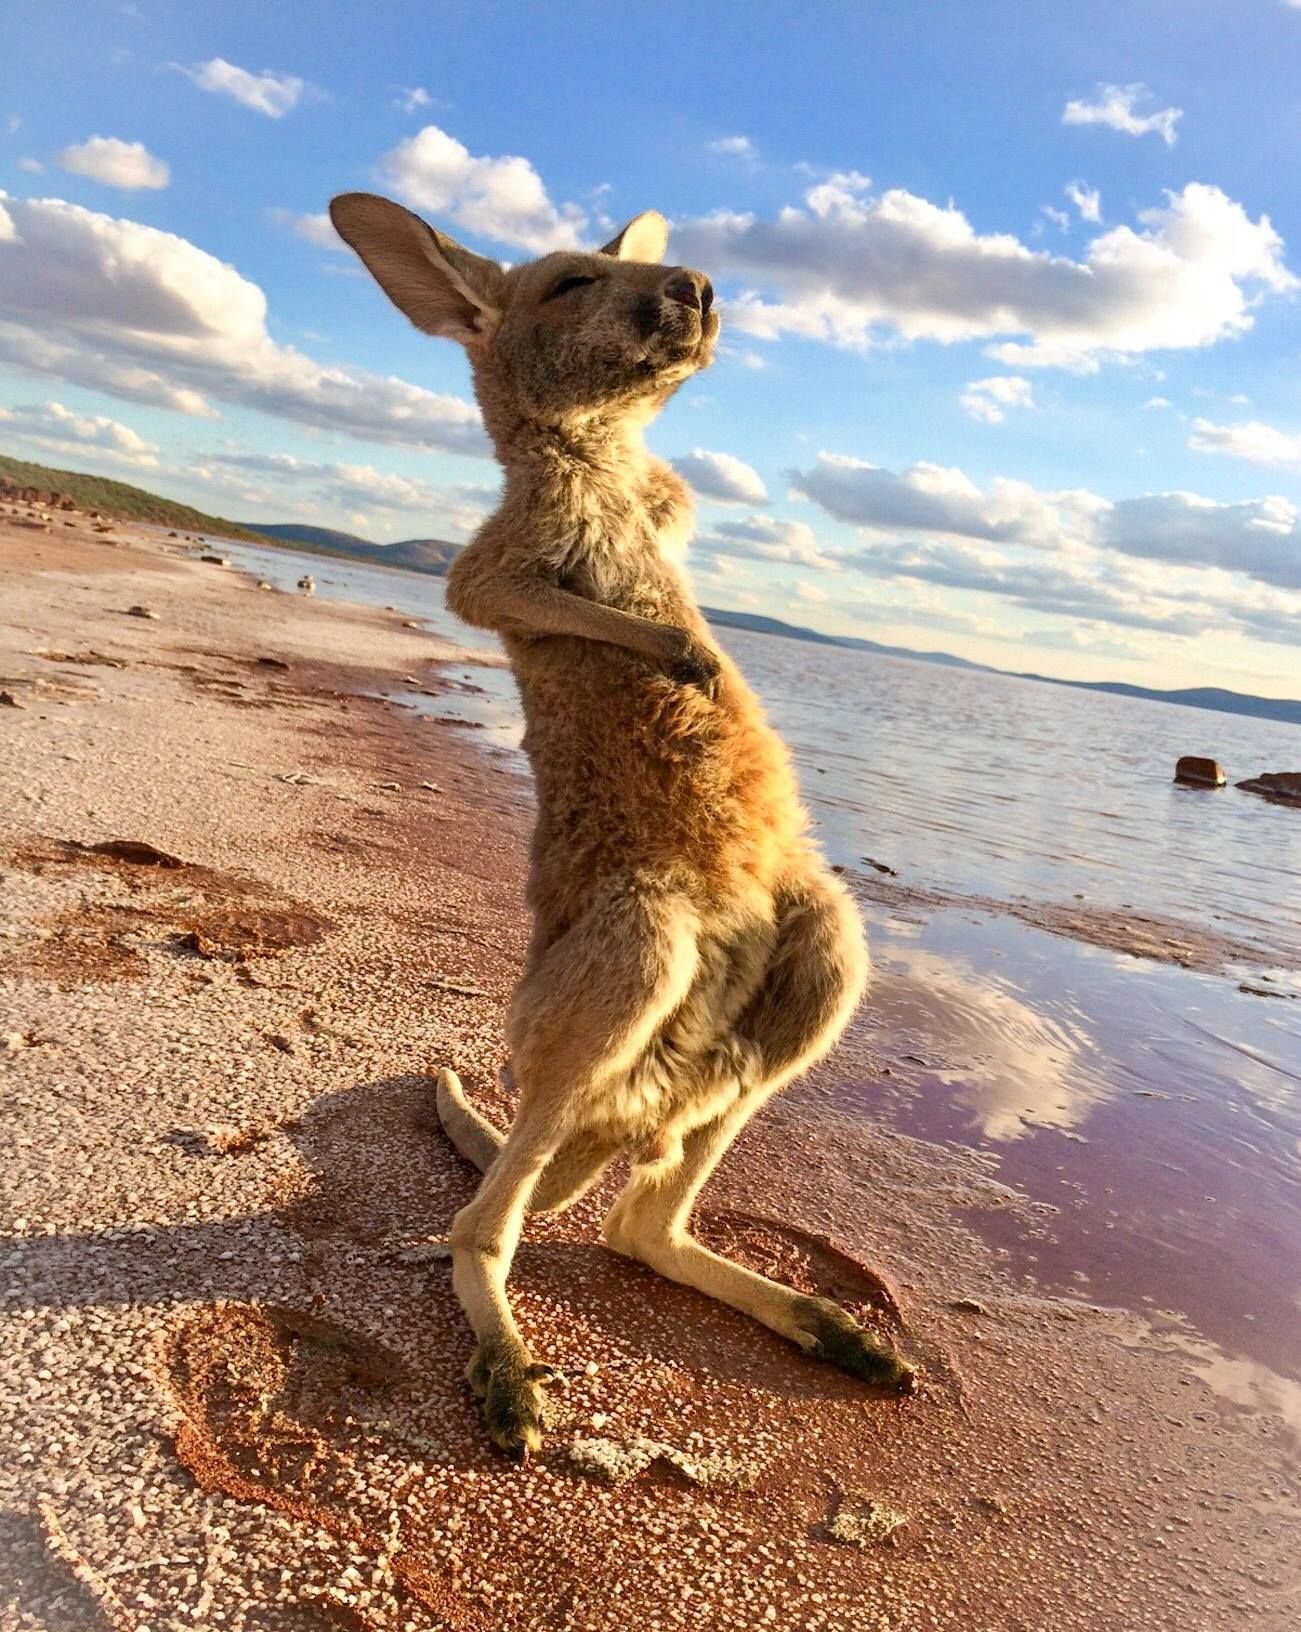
xmin=664 ymin=272 xmax=714 ymax=314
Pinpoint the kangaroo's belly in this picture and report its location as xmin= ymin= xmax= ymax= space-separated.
xmin=508 ymin=632 xmax=806 ymax=906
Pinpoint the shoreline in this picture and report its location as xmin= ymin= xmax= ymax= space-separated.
xmin=1 ymin=515 xmax=1297 ymax=1631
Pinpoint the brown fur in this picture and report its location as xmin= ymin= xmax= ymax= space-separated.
xmin=330 ymin=192 xmax=913 ymax=1455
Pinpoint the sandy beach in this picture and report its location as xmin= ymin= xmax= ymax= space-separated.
xmin=2 ymin=513 xmax=1297 ymax=1632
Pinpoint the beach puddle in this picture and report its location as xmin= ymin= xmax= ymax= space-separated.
xmin=844 ymin=898 xmax=1301 ymax=1402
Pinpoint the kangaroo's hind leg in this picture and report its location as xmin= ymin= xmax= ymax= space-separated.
xmin=436 ymin=1068 xmax=618 ymax=1213
xmin=447 ymin=886 xmax=700 ymax=1456
xmin=604 ymin=871 xmax=914 ymax=1391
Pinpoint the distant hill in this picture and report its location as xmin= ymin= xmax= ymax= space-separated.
xmin=1011 ymin=674 xmax=1301 ymax=727
xmin=253 ymin=522 xmax=462 ymax=576
xmin=703 ymin=611 xmax=992 ymax=672
xmin=0 ymin=451 xmax=272 ymax=542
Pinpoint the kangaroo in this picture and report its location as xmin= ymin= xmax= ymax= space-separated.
xmin=330 ymin=192 xmax=915 ymax=1456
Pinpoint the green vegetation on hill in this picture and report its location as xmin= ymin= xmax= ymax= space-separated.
xmin=0 ymin=451 xmax=271 ymax=543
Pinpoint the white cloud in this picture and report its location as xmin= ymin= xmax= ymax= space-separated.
xmin=0 ymin=194 xmax=488 ymax=454
xmin=174 ymin=58 xmax=307 ymax=118
xmin=672 ymin=179 xmax=1293 ymax=370
xmin=0 ymin=200 xmax=15 ymax=243
xmin=1188 ymin=416 xmax=1301 ymax=467
xmin=6 ymin=115 xmax=21 ymax=137
xmin=789 ymin=449 xmax=1301 ymax=638
xmin=1101 ymin=492 xmax=1301 ymax=589
xmin=709 ymin=135 xmax=757 ymax=159
xmin=55 ymin=136 xmax=169 ymax=191
xmin=1061 ymin=83 xmax=1182 ymax=146
xmin=1041 ymin=205 xmax=1070 ymax=233
xmin=672 ymin=448 xmax=769 ymax=505
xmin=790 ymin=454 xmax=1103 ymax=548
xmin=0 ymin=398 xmax=159 ymax=466
xmin=378 ymin=124 xmax=586 ymax=252
xmin=270 ymin=208 xmax=344 ymax=250
xmin=795 ymin=580 xmax=829 ymax=603
xmin=697 ymin=513 xmax=842 ymax=573
xmin=960 ymin=375 xmax=1035 ymax=424
xmin=202 ymin=450 xmax=496 ymax=538
xmin=394 ymin=86 xmax=432 ymax=114
xmin=1143 ymin=395 xmax=1172 ymax=409
xmin=1064 ymin=180 xmax=1101 ymax=223
xmin=17 ymin=157 xmax=45 ymax=174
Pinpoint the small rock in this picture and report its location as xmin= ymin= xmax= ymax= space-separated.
xmin=1235 ymin=771 xmax=1301 ymax=808
xmin=0 ymin=691 xmax=22 ymax=708
xmin=862 ymin=856 xmax=898 ymax=876
xmin=1173 ymin=756 xmax=1225 ymax=788
xmin=950 ymin=1297 xmax=989 ymax=1315
xmin=375 ymin=780 xmax=401 ymax=791
xmin=126 ymin=605 xmax=159 ymax=619
xmin=826 ymin=1498 xmax=910 ymax=1548
xmin=418 ymin=780 xmax=442 ymax=793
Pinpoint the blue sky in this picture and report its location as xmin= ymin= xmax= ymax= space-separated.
xmin=2 ymin=1 xmax=1299 ymax=694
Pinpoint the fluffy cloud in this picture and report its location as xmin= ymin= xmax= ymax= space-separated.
xmin=696 ymin=514 xmax=842 ymax=572
xmin=378 ymin=124 xmax=586 ymax=252
xmin=1188 ymin=416 xmax=1301 ymax=467
xmin=201 ymin=450 xmax=495 ymax=538
xmin=790 ymin=454 xmax=1103 ymax=548
xmin=1061 ymin=83 xmax=1182 ymax=146
xmin=1101 ymin=492 xmax=1301 ymax=588
xmin=0 ymin=194 xmax=488 ymax=454
xmin=394 ymin=86 xmax=432 ymax=114
xmin=1064 ymin=180 xmax=1101 ymax=223
xmin=270 ymin=209 xmax=344 ymax=250
xmin=672 ymin=178 xmax=1293 ymax=369
xmin=0 ymin=398 xmax=159 ymax=466
xmin=671 ymin=448 xmax=769 ymax=505
xmin=55 ymin=136 xmax=169 ymax=191
xmin=960 ymin=375 xmax=1035 ymax=424
xmin=789 ymin=448 xmax=1301 ymax=637
xmin=174 ymin=58 xmax=307 ymax=118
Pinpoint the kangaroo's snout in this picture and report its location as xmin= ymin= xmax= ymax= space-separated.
xmin=663 ymin=271 xmax=714 ymax=314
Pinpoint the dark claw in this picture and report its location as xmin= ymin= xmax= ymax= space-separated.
xmin=793 ymin=1296 xmax=916 ymax=1393
xmin=466 ymin=1341 xmax=551 ymax=1456
xmin=667 ymin=635 xmax=722 ymax=697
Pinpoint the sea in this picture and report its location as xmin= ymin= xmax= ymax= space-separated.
xmin=214 ymin=537 xmax=1301 ymax=1441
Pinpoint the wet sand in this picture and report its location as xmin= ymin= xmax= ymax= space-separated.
xmin=1 ymin=514 xmax=1298 ymax=1631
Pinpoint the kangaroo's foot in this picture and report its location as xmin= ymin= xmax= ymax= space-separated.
xmin=790 ymin=1295 xmax=916 ymax=1393
xmin=466 ymin=1338 xmax=559 ymax=1458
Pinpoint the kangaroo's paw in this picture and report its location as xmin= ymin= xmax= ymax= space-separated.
xmin=791 ymin=1296 xmax=917 ymax=1394
xmin=466 ymin=1342 xmax=556 ymax=1459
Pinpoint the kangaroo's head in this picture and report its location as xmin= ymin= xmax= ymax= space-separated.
xmin=329 ymin=193 xmax=718 ymax=454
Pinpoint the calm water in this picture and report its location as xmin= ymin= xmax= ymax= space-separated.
xmin=219 ymin=540 xmax=1301 ymax=1422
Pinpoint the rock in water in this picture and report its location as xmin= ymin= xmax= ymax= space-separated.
xmin=1174 ymin=756 xmax=1226 ymax=787
xmin=1235 ymin=771 xmax=1301 ymax=808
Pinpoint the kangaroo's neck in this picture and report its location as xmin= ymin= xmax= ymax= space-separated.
xmin=496 ymin=413 xmax=688 ymax=551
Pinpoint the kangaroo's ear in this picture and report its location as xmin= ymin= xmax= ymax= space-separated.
xmin=598 ymin=211 xmax=669 ymax=263
xmin=329 ymin=192 xmax=505 ymax=348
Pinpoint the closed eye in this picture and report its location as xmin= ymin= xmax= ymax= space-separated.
xmin=543 ymin=273 xmax=599 ymax=302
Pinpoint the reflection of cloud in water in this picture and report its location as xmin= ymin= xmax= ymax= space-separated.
xmin=867 ymin=947 xmax=1104 ymax=1141
xmin=1120 ymin=1312 xmax=1301 ymax=1454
